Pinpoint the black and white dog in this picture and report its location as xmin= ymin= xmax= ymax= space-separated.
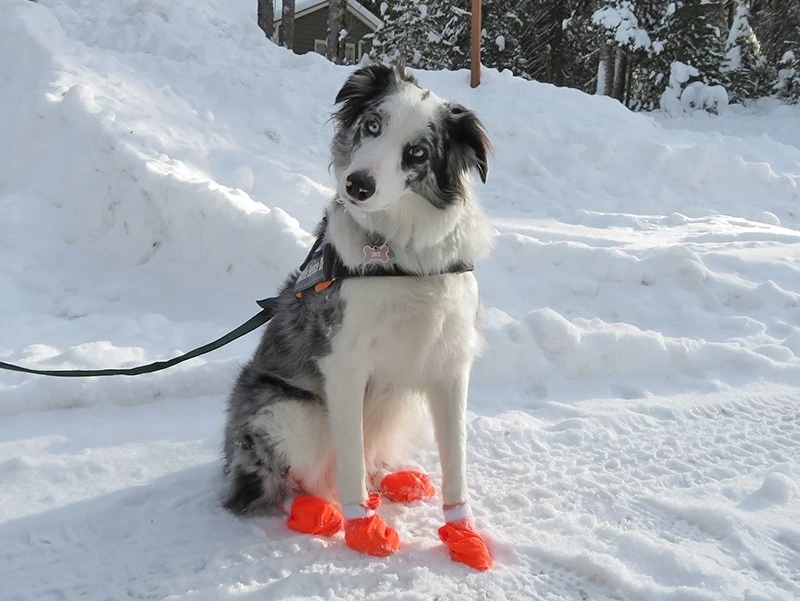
xmin=222 ymin=63 xmax=494 ymax=569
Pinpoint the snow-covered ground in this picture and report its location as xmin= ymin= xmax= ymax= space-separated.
xmin=2 ymin=0 xmax=800 ymax=599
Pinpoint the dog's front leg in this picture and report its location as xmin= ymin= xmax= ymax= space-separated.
xmin=323 ymin=360 xmax=400 ymax=557
xmin=428 ymin=371 xmax=493 ymax=571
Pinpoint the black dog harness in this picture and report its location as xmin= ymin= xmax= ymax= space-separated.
xmin=293 ymin=235 xmax=473 ymax=297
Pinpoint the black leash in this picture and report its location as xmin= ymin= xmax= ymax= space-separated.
xmin=0 ymin=297 xmax=278 ymax=378
xmin=0 ymin=235 xmax=475 ymax=379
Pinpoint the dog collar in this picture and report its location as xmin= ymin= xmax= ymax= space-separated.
xmin=293 ymin=235 xmax=473 ymax=297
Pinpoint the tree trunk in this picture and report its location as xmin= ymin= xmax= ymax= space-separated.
xmin=612 ymin=48 xmax=627 ymax=100
xmin=550 ymin=0 xmax=565 ymax=86
xmin=596 ymin=43 xmax=613 ymax=95
xmin=326 ymin=0 xmax=347 ymax=64
xmin=257 ymin=0 xmax=274 ymax=40
xmin=281 ymin=0 xmax=295 ymax=50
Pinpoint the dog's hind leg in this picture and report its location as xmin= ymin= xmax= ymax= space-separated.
xmin=221 ymin=423 xmax=289 ymax=515
xmin=282 ymin=495 xmax=344 ymax=536
xmin=223 ymin=467 xmax=267 ymax=514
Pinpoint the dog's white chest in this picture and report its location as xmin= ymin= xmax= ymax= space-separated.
xmin=337 ymin=274 xmax=481 ymax=385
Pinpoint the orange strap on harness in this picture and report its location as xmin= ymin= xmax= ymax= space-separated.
xmin=295 ymin=280 xmax=333 ymax=298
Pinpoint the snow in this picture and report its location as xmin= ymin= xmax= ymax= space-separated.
xmin=2 ymin=0 xmax=800 ymax=599
xmin=661 ymin=61 xmax=729 ymax=116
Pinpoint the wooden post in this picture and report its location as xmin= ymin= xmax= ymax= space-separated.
xmin=470 ymin=0 xmax=481 ymax=88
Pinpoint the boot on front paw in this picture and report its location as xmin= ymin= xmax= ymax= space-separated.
xmin=379 ymin=470 xmax=436 ymax=503
xmin=438 ymin=503 xmax=493 ymax=571
xmin=343 ymin=493 xmax=400 ymax=557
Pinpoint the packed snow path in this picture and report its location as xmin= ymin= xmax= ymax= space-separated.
xmin=2 ymin=1 xmax=800 ymax=600
xmin=3 ymin=387 xmax=800 ymax=601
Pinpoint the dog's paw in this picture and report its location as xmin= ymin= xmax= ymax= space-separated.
xmin=379 ymin=470 xmax=436 ymax=503
xmin=344 ymin=514 xmax=400 ymax=557
xmin=438 ymin=520 xmax=493 ymax=571
xmin=285 ymin=495 xmax=344 ymax=536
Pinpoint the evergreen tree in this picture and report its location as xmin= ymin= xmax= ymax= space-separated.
xmin=752 ymin=0 xmax=800 ymax=101
xmin=629 ymin=0 xmax=726 ymax=110
xmin=591 ymin=0 xmax=655 ymax=98
xmin=752 ymin=0 xmax=800 ymax=65
xmin=561 ymin=2 xmax=610 ymax=93
xmin=722 ymin=1 xmax=772 ymax=102
xmin=481 ymin=0 xmax=529 ymax=76
xmin=774 ymin=50 xmax=800 ymax=102
xmin=521 ymin=0 xmax=576 ymax=86
xmin=662 ymin=0 xmax=726 ymax=85
xmin=369 ymin=0 xmax=797 ymax=107
xmin=370 ymin=0 xmax=469 ymax=70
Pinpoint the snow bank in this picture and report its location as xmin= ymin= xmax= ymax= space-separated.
xmin=2 ymin=0 xmax=800 ymax=414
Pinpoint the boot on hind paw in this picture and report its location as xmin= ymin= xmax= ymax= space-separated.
xmin=283 ymin=495 xmax=344 ymax=536
xmin=379 ymin=470 xmax=436 ymax=503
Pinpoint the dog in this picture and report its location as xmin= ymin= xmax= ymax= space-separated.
xmin=221 ymin=62 xmax=494 ymax=570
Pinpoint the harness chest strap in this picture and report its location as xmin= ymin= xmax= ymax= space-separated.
xmin=293 ymin=237 xmax=474 ymax=298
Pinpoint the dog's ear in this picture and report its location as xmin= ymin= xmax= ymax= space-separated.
xmin=333 ymin=61 xmax=418 ymax=128
xmin=447 ymin=104 xmax=492 ymax=183
xmin=393 ymin=57 xmax=417 ymax=85
xmin=333 ymin=64 xmax=393 ymax=128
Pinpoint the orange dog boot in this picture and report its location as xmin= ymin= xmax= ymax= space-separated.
xmin=379 ymin=470 xmax=436 ymax=503
xmin=283 ymin=496 xmax=344 ymax=536
xmin=343 ymin=500 xmax=400 ymax=557
xmin=438 ymin=503 xmax=493 ymax=571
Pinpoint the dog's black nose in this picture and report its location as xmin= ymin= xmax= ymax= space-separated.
xmin=345 ymin=170 xmax=376 ymax=201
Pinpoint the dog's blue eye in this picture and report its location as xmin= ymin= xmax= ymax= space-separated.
xmin=406 ymin=145 xmax=427 ymax=161
xmin=364 ymin=118 xmax=381 ymax=136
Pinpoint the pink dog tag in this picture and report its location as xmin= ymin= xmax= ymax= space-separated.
xmin=363 ymin=244 xmax=393 ymax=264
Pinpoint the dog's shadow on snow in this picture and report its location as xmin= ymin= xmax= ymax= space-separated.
xmin=2 ymin=463 xmax=504 ymax=600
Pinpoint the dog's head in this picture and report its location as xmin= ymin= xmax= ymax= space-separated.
xmin=331 ymin=62 xmax=491 ymax=214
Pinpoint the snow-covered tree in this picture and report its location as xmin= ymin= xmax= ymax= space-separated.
xmin=481 ymin=1 xmax=529 ymax=76
xmin=752 ymin=0 xmax=800 ymax=101
xmin=370 ymin=0 xmax=469 ymax=70
xmin=372 ymin=0 xmax=533 ymax=76
xmin=722 ymin=1 xmax=771 ymax=102
xmin=368 ymin=0 xmax=795 ymax=107
xmin=521 ymin=0 xmax=574 ymax=86
xmin=663 ymin=0 xmax=725 ymax=84
xmin=752 ymin=0 xmax=800 ymax=66
xmin=591 ymin=0 xmax=655 ymax=98
xmin=774 ymin=51 xmax=800 ymax=102
xmin=627 ymin=0 xmax=727 ymax=111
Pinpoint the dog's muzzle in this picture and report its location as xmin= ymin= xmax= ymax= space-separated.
xmin=345 ymin=170 xmax=376 ymax=202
